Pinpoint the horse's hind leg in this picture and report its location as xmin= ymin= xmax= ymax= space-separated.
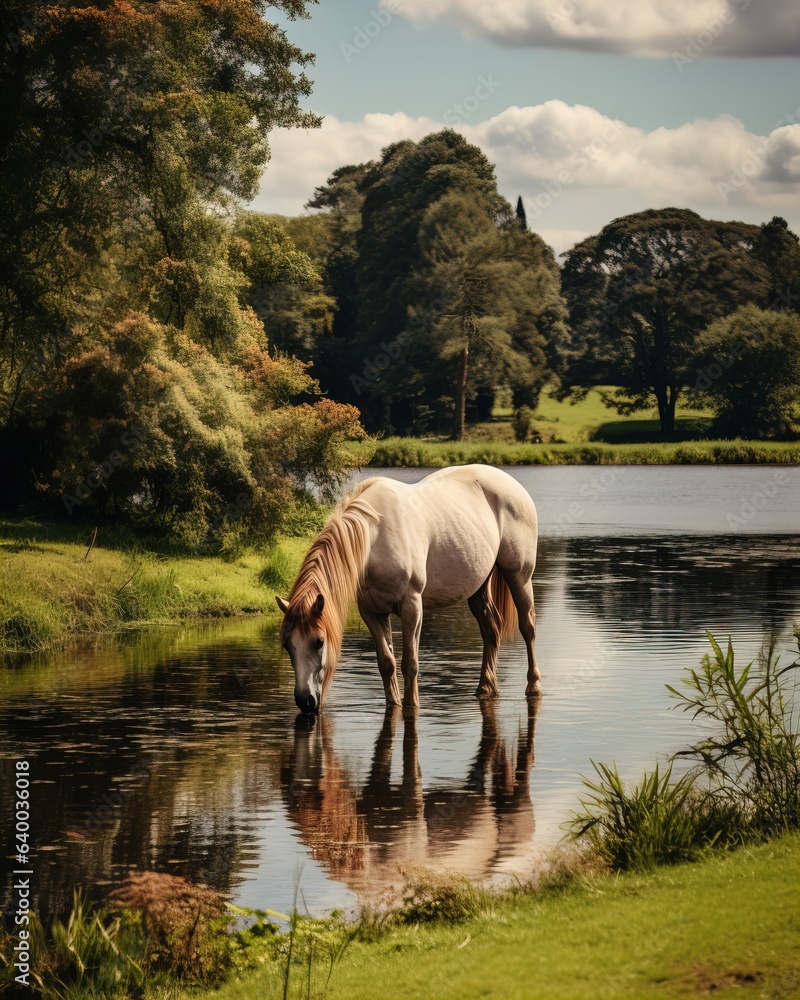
xmin=360 ymin=606 xmax=401 ymax=707
xmin=468 ymin=581 xmax=501 ymax=699
xmin=500 ymin=570 xmax=541 ymax=697
xmin=399 ymin=593 xmax=423 ymax=711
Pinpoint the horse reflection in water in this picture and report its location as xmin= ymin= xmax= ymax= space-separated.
xmin=281 ymin=700 xmax=539 ymax=891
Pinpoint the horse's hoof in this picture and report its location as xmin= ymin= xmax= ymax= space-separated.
xmin=525 ymin=686 xmax=542 ymax=699
xmin=475 ymin=686 xmax=498 ymax=700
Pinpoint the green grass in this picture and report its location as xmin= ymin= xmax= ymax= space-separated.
xmin=0 ymin=518 xmax=310 ymax=657
xmin=184 ymin=835 xmax=800 ymax=1000
xmin=365 ymin=438 xmax=800 ymax=467
xmin=357 ymin=388 xmax=799 ymax=464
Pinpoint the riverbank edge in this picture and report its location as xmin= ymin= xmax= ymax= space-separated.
xmin=363 ymin=438 xmax=800 ymax=467
xmin=0 ymin=521 xmax=312 ymax=658
xmin=184 ymin=833 xmax=800 ymax=1000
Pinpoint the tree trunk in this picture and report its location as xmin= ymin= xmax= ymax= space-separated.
xmin=655 ymin=386 xmax=677 ymax=434
xmin=453 ymin=344 xmax=468 ymax=440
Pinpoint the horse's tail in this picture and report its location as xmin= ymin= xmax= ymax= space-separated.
xmin=487 ymin=565 xmax=518 ymax=644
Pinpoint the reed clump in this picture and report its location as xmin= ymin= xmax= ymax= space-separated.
xmin=568 ymin=633 xmax=800 ymax=870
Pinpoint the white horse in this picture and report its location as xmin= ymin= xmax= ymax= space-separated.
xmin=276 ymin=465 xmax=540 ymax=714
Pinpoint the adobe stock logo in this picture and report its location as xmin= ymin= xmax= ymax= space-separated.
xmin=341 ymin=2 xmax=402 ymax=63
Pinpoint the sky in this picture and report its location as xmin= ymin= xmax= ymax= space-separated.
xmin=252 ymin=0 xmax=800 ymax=257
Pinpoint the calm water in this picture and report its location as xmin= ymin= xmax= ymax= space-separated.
xmin=1 ymin=467 xmax=798 ymax=921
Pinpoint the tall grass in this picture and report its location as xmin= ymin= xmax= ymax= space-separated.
xmin=568 ymin=634 xmax=800 ymax=870
xmin=0 ymin=889 xmax=145 ymax=999
xmin=669 ymin=633 xmax=800 ymax=836
xmin=568 ymin=763 xmax=722 ymax=870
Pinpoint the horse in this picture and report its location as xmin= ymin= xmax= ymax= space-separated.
xmin=276 ymin=464 xmax=539 ymax=714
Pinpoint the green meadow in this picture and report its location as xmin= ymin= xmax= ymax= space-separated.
xmin=184 ymin=835 xmax=800 ymax=1000
xmin=362 ymin=388 xmax=799 ymax=466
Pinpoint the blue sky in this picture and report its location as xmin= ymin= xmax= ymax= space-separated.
xmin=257 ymin=0 xmax=800 ymax=256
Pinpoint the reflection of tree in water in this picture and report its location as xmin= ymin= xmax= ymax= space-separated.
xmin=0 ymin=636 xmax=292 ymax=924
xmin=561 ymin=536 xmax=799 ymax=635
xmin=281 ymin=700 xmax=539 ymax=893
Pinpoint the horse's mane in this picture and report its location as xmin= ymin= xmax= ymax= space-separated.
xmin=285 ymin=479 xmax=381 ymax=675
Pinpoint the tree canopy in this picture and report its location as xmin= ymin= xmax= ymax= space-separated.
xmin=560 ymin=208 xmax=771 ymax=433
xmin=0 ymin=0 xmax=372 ymax=544
xmin=306 ymin=131 xmax=567 ymax=435
xmin=694 ymin=305 xmax=800 ymax=438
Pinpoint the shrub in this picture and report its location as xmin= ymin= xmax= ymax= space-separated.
xmin=0 ymin=889 xmax=145 ymax=998
xmin=107 ymin=871 xmax=230 ymax=984
xmin=567 ymin=763 xmax=719 ymax=870
xmin=397 ymin=866 xmax=489 ymax=923
xmin=511 ymin=406 xmax=542 ymax=443
xmin=5 ymin=315 xmax=366 ymax=549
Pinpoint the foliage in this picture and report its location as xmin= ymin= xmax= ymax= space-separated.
xmin=6 ymin=314 xmax=364 ymax=546
xmin=0 ymin=0 xmax=368 ymax=550
xmin=693 ymin=305 xmax=800 ymax=438
xmin=511 ymin=406 xmax=541 ymax=443
xmin=669 ymin=633 xmax=800 ymax=837
xmin=364 ymin=437 xmax=800 ymax=468
xmin=414 ymin=189 xmax=531 ymax=438
xmin=752 ymin=215 xmax=800 ymax=311
xmin=107 ymin=872 xmax=230 ymax=984
xmin=567 ymin=762 xmax=728 ymax=870
xmin=0 ymin=889 xmax=145 ymax=998
xmin=318 ymin=131 xmax=568 ymax=435
xmin=569 ymin=634 xmax=800 ymax=871
xmin=0 ymin=0 xmax=318 ymax=423
xmin=560 ymin=208 xmax=773 ymax=433
xmin=235 ymin=211 xmax=335 ymax=358
xmin=398 ymin=866 xmax=489 ymax=923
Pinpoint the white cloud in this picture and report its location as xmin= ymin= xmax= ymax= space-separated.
xmin=252 ymin=113 xmax=438 ymax=216
xmin=383 ymin=0 xmax=800 ymax=58
xmin=253 ymin=101 xmax=800 ymax=252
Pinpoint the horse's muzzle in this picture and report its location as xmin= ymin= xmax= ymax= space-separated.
xmin=295 ymin=691 xmax=318 ymax=714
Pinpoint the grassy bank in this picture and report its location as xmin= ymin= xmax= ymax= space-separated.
xmin=357 ymin=388 xmax=799 ymax=465
xmin=0 ymin=518 xmax=309 ymax=657
xmin=185 ymin=835 xmax=800 ymax=1000
xmin=504 ymin=386 xmax=716 ymax=444
xmin=365 ymin=437 xmax=800 ymax=467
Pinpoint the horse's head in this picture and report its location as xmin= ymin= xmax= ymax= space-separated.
xmin=276 ymin=594 xmax=328 ymax=714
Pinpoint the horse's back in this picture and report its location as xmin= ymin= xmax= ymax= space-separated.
xmin=357 ymin=466 xmax=537 ymax=608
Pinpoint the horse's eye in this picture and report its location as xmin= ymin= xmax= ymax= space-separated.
xmin=313 ymin=638 xmax=323 ymax=651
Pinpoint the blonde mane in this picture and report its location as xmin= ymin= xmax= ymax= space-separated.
xmin=284 ymin=480 xmax=381 ymax=677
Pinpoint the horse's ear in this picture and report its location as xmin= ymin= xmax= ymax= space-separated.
xmin=312 ymin=594 xmax=325 ymax=617
xmin=275 ymin=596 xmax=290 ymax=614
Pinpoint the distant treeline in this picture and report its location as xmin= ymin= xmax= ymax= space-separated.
xmin=260 ymin=136 xmax=800 ymax=441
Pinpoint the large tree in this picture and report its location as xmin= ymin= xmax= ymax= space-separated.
xmin=0 ymin=1 xmax=371 ymax=541
xmin=337 ymin=131 xmax=565 ymax=434
xmin=695 ymin=305 xmax=800 ymax=438
xmin=416 ymin=191 xmax=568 ymax=439
xmin=560 ymin=208 xmax=771 ymax=433
xmin=752 ymin=216 xmax=800 ymax=313
xmin=0 ymin=0 xmax=318 ymax=425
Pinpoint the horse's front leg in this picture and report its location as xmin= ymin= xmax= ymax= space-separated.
xmin=360 ymin=606 xmax=401 ymax=707
xmin=399 ymin=593 xmax=423 ymax=711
